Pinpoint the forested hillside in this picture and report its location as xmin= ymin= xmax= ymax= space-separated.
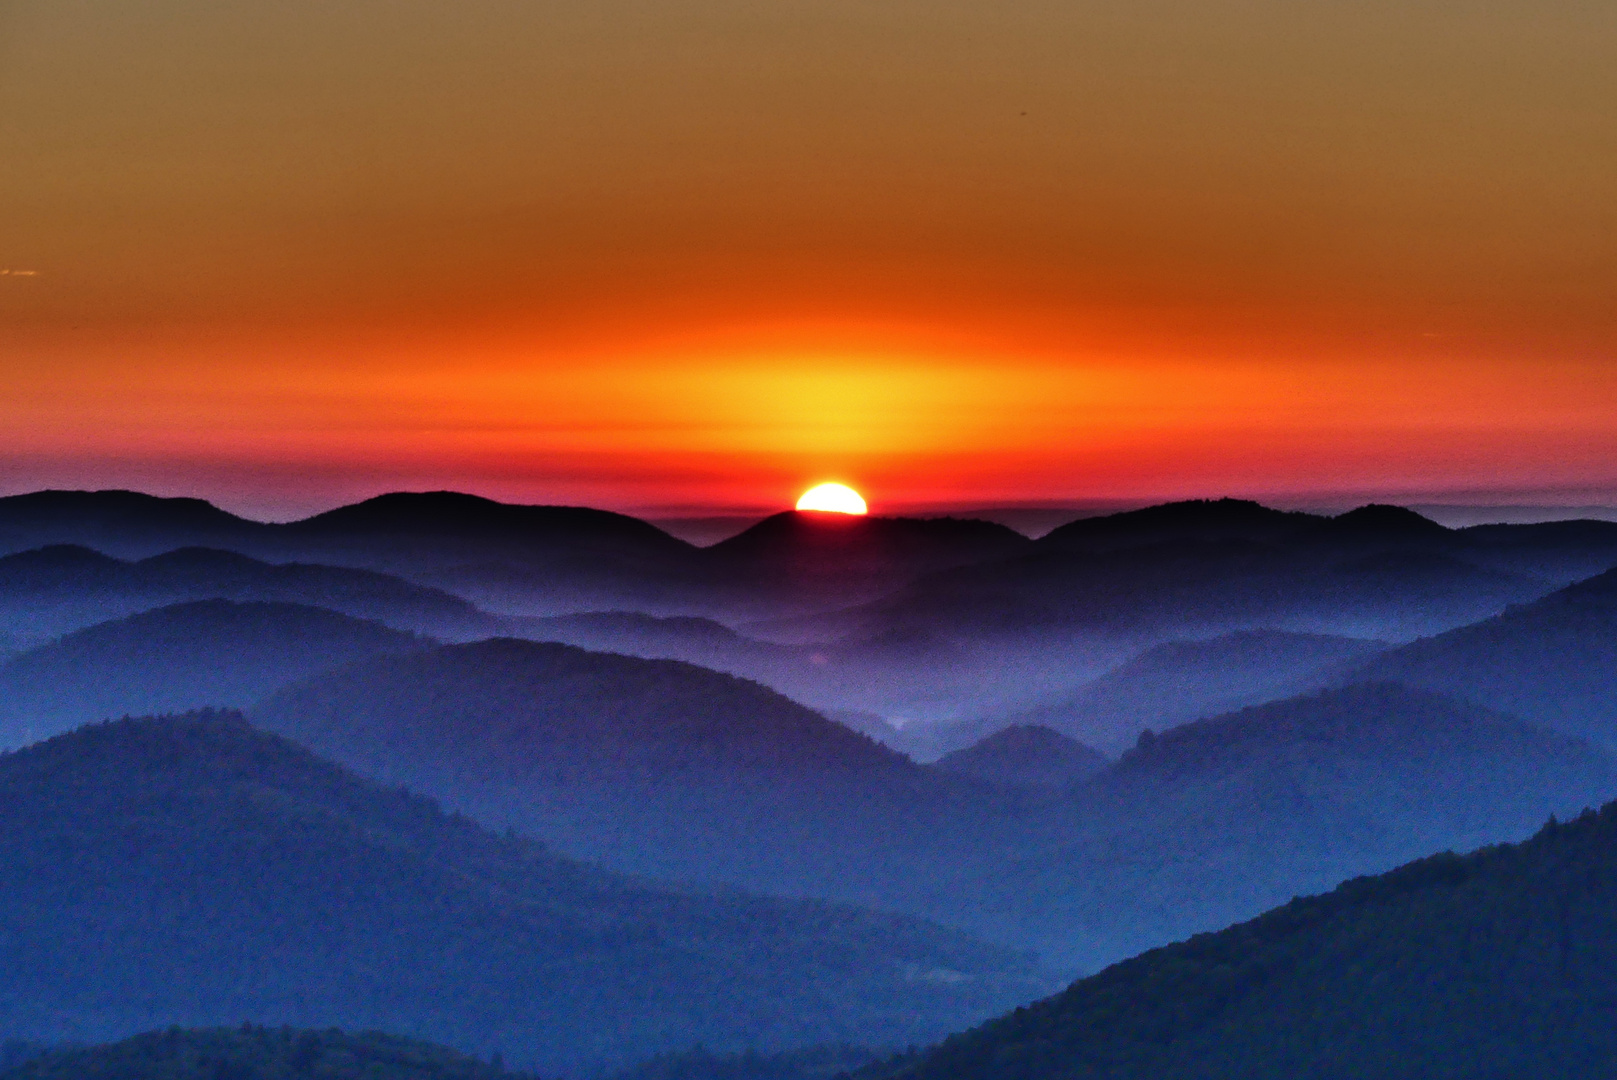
xmin=0 ymin=1027 xmax=525 ymax=1080
xmin=0 ymin=600 xmax=426 ymax=744
xmin=0 ymin=712 xmax=1044 ymax=1071
xmin=895 ymin=802 xmax=1617 ymax=1080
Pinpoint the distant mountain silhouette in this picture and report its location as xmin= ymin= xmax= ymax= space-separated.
xmin=896 ymin=802 xmax=1617 ymax=1080
xmin=1352 ymin=565 xmax=1617 ymax=748
xmin=701 ymin=512 xmax=1030 ymax=616
xmin=0 ymin=544 xmax=492 ymax=642
xmin=0 ymin=490 xmax=262 ymax=559
xmin=934 ymin=726 xmax=1108 ymax=789
xmin=998 ymin=630 xmax=1385 ymax=753
xmin=0 ymin=1027 xmax=524 ymax=1080
xmin=0 ymin=712 xmax=1044 ymax=1072
xmin=794 ymin=504 xmax=1549 ymax=651
xmin=971 ymin=683 xmax=1617 ymax=966
xmin=1036 ymin=499 xmax=1320 ymax=554
xmin=0 ymin=600 xmax=426 ymax=743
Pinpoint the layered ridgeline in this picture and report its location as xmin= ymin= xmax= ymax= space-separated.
xmin=254 ymin=640 xmax=1617 ymax=971
xmin=252 ymin=638 xmax=1008 ymax=913
xmin=0 ymin=712 xmax=1044 ymax=1072
xmin=1353 ymin=565 xmax=1617 ymax=749
xmin=990 ymin=630 xmax=1384 ymax=755
xmin=0 ymin=544 xmax=492 ymax=643
xmin=788 ymin=501 xmax=1557 ymax=652
xmin=0 ymin=491 xmax=1033 ymax=620
xmin=962 ymin=683 xmax=1617 ymax=966
xmin=0 ymin=1027 xmax=526 ymax=1080
xmin=0 ymin=600 xmax=427 ymax=747
xmin=894 ymin=804 xmax=1617 ymax=1080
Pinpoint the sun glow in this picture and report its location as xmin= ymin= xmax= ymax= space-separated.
xmin=796 ymin=483 xmax=868 ymax=515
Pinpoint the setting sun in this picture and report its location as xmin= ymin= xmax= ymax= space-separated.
xmin=796 ymin=483 xmax=868 ymax=515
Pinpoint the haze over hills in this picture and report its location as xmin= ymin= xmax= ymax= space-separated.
xmin=252 ymin=638 xmax=1011 ymax=917
xmin=253 ymin=640 xmax=1617 ymax=972
xmin=0 ymin=544 xmax=492 ymax=643
xmin=1351 ymin=565 xmax=1617 ymax=749
xmin=0 ymin=600 xmax=426 ymax=746
xmin=933 ymin=726 xmax=1108 ymax=790
xmin=895 ymin=803 xmax=1617 ymax=1080
xmin=0 ymin=712 xmax=1044 ymax=1072
xmin=965 ymin=682 xmax=1617 ymax=966
xmin=992 ymin=630 xmax=1385 ymax=755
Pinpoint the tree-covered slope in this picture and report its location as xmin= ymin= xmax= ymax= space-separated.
xmin=897 ymin=803 xmax=1617 ymax=1080
xmin=970 ymin=683 xmax=1617 ymax=967
xmin=0 ymin=713 xmax=1043 ymax=1071
xmin=0 ymin=1026 xmax=524 ymax=1080
xmin=252 ymin=638 xmax=1002 ymax=910
xmin=0 ymin=600 xmax=427 ymax=745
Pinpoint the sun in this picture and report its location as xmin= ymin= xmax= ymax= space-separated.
xmin=796 ymin=482 xmax=868 ymax=515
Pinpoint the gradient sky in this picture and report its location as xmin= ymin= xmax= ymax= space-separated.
xmin=2 ymin=0 xmax=1614 ymax=519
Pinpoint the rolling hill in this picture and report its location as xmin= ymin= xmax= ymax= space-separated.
xmin=998 ymin=629 xmax=1384 ymax=754
xmin=0 ymin=544 xmax=492 ymax=643
xmin=970 ymin=683 xmax=1617 ymax=967
xmin=1352 ymin=565 xmax=1617 ymax=748
xmin=894 ymin=801 xmax=1617 ymax=1080
xmin=934 ymin=726 xmax=1108 ymax=790
xmin=0 ymin=712 xmax=1045 ymax=1072
xmin=251 ymin=638 xmax=1004 ymax=912
xmin=0 ymin=600 xmax=426 ymax=745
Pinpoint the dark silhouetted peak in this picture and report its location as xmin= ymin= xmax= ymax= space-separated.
xmin=0 ymin=489 xmax=251 ymax=532
xmin=0 ymin=491 xmax=261 ymax=561
xmin=706 ymin=512 xmax=1028 ymax=588
xmin=288 ymin=491 xmax=690 ymax=551
xmin=1328 ymin=503 xmax=1450 ymax=536
xmin=1037 ymin=499 xmax=1319 ymax=553
xmin=936 ymin=725 xmax=1108 ymax=788
xmin=0 ymin=545 xmax=131 ymax=590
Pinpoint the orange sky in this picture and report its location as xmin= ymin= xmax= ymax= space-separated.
xmin=2 ymin=0 xmax=1614 ymax=518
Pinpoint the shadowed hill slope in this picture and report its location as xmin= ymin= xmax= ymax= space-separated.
xmin=1352 ymin=565 xmax=1617 ymax=748
xmin=969 ymin=683 xmax=1617 ymax=966
xmin=251 ymin=639 xmax=1005 ymax=913
xmin=897 ymin=802 xmax=1617 ymax=1080
xmin=934 ymin=726 xmax=1107 ymax=789
xmin=1000 ymin=630 xmax=1385 ymax=754
xmin=0 ymin=544 xmax=491 ymax=642
xmin=0 ymin=600 xmax=427 ymax=744
xmin=0 ymin=713 xmax=1045 ymax=1072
